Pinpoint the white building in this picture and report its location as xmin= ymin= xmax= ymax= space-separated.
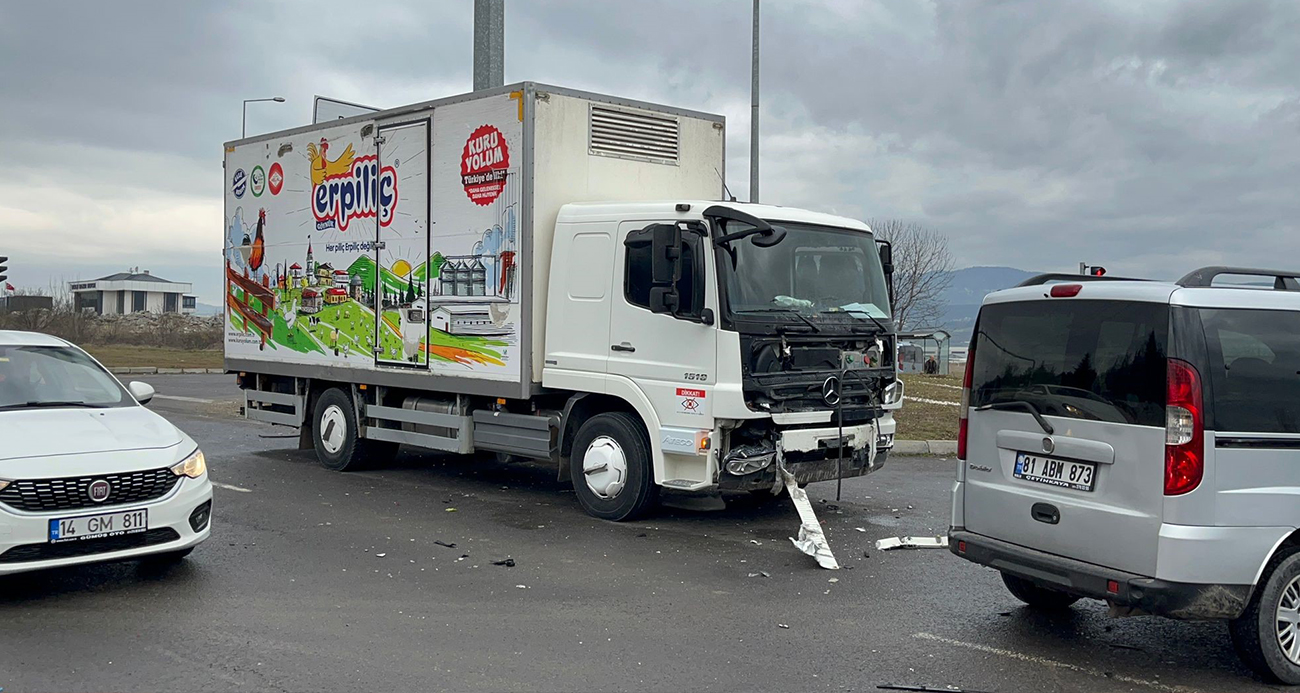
xmin=70 ymin=270 xmax=196 ymax=315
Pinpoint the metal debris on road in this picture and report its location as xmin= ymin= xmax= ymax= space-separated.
xmin=434 ymin=540 xmax=457 ymax=549
xmin=375 ymin=553 xmax=387 ymax=558
xmin=780 ymin=465 xmax=840 ymax=570
xmin=491 ymin=558 xmax=516 ymax=567
xmin=874 ymin=536 xmax=949 ymax=551
xmin=747 ymin=571 xmax=771 ymax=578
xmin=777 ymin=623 xmax=790 ymax=629
xmin=878 ymin=685 xmax=991 ymax=693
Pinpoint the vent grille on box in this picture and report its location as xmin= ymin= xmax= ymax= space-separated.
xmin=589 ymin=105 xmax=679 ymax=165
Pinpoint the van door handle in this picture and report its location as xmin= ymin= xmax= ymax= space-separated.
xmin=1031 ymin=502 xmax=1060 ymax=525
xmin=611 ymin=343 xmax=636 ymax=353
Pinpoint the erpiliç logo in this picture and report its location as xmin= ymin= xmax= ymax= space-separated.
xmin=310 ymin=154 xmax=398 ymax=232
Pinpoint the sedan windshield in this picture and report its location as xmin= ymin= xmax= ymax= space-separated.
xmin=0 ymin=345 xmax=130 ymax=409
xmin=718 ymin=221 xmax=891 ymax=320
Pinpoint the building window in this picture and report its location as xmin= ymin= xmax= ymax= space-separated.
xmin=116 ymin=292 xmax=125 ymax=314
xmin=183 ymin=296 xmax=196 ymax=310
xmin=164 ymin=293 xmax=178 ymax=313
xmin=132 ymin=291 xmax=147 ymax=312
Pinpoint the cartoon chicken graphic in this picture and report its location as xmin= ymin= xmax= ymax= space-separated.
xmin=305 ymin=138 xmax=356 ymax=186
xmin=248 ymin=208 xmax=268 ymax=272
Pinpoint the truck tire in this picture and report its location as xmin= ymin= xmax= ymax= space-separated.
xmin=311 ymin=388 xmax=396 ymax=471
xmin=1230 ymin=547 xmax=1300 ymax=685
xmin=570 ymin=413 xmax=658 ymax=521
xmin=1001 ymin=572 xmax=1080 ymax=610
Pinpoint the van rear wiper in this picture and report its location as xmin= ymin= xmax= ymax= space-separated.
xmin=975 ymin=401 xmax=1055 ymax=435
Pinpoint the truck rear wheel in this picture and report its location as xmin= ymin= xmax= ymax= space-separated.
xmin=1229 ymin=546 xmax=1300 ymax=685
xmin=312 ymin=388 xmax=396 ymax=472
xmin=1001 ymin=572 xmax=1080 ymax=610
xmin=570 ymin=413 xmax=658 ymax=521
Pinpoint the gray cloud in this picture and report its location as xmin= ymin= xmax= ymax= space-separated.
xmin=1 ymin=0 xmax=1298 ymax=301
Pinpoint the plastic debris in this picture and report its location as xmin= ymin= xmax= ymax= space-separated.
xmin=375 ymin=553 xmax=387 ymax=558
xmin=828 ymin=578 xmax=839 ymax=583
xmin=855 ymin=527 xmax=867 ymax=532
xmin=747 ymin=571 xmax=771 ymax=578
xmin=777 ymin=623 xmax=790 ymax=629
xmin=491 ymin=558 xmax=516 ymax=567
xmin=877 ymin=685 xmax=991 ymax=693
xmin=874 ymin=536 xmax=949 ymax=551
xmin=515 ymin=584 xmax=528 ymax=589
xmin=780 ymin=465 xmax=840 ymax=569
xmin=445 ymin=508 xmax=457 ymax=513
xmin=749 ymin=539 xmax=763 ymax=546
xmin=434 ymin=540 xmax=457 ymax=549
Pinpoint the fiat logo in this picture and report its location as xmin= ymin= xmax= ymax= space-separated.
xmin=88 ymin=480 xmax=112 ymax=503
xmin=822 ymin=376 xmax=842 ymax=406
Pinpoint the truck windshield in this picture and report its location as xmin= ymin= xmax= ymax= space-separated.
xmin=718 ymin=222 xmax=891 ymax=320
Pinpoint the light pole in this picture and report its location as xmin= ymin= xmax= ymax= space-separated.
xmin=750 ymin=0 xmax=760 ymax=203
xmin=242 ymin=97 xmax=286 ymax=138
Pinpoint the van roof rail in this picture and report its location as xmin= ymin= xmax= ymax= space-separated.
xmin=1177 ymin=266 xmax=1300 ymax=291
xmin=1015 ymin=273 xmax=1148 ymax=288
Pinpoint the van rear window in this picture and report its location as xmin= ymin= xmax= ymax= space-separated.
xmin=971 ymin=300 xmax=1168 ymax=427
xmin=1199 ymin=308 xmax=1300 ymax=434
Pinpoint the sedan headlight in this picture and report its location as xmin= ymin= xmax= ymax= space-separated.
xmin=0 ymin=479 xmax=9 ymax=493
xmin=170 ymin=449 xmax=207 ymax=479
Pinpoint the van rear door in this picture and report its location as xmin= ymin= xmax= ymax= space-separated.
xmin=963 ymin=295 xmax=1171 ymax=576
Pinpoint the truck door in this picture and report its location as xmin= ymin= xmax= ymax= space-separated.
xmin=373 ymin=119 xmax=430 ymax=368
xmin=609 ymin=221 xmax=717 ymax=428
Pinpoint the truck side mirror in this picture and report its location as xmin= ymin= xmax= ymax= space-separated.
xmin=877 ymin=241 xmax=894 ymax=277
xmin=649 ymin=286 xmax=679 ymax=314
xmin=651 ymin=224 xmax=682 ymax=285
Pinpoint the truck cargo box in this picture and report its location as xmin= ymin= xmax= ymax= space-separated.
xmin=223 ymin=83 xmax=725 ymax=399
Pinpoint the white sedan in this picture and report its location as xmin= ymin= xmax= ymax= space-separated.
xmin=0 ymin=330 xmax=212 ymax=575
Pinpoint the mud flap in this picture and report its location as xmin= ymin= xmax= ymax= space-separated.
xmin=779 ymin=462 xmax=840 ymax=570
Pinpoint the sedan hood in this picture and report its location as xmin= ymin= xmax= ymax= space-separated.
xmin=0 ymin=406 xmax=184 ymax=462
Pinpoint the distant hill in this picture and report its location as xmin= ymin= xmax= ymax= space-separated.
xmin=935 ymin=266 xmax=1038 ymax=343
xmin=194 ymin=302 xmax=222 ymax=316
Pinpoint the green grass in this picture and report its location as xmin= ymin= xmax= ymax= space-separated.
xmin=895 ymin=372 xmax=961 ymax=440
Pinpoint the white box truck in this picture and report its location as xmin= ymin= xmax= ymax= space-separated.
xmin=224 ymin=83 xmax=902 ymax=520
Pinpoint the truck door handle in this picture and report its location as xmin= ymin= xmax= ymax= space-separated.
xmin=611 ymin=343 xmax=636 ymax=353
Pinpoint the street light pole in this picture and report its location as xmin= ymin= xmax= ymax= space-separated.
xmin=242 ymin=97 xmax=287 ymax=138
xmin=750 ymin=0 xmax=760 ymax=203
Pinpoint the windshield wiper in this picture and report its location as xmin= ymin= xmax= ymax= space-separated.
xmin=821 ymin=308 xmax=889 ymax=334
xmin=975 ymin=401 xmax=1055 ymax=435
xmin=738 ymin=308 xmax=820 ymax=333
xmin=0 ymin=400 xmax=109 ymax=411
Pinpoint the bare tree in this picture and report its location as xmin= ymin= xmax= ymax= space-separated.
xmin=869 ymin=219 xmax=954 ymax=331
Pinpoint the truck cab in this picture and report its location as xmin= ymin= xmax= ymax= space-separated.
xmin=545 ymin=200 xmax=900 ymax=519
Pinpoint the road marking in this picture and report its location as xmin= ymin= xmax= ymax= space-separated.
xmin=912 ymin=632 xmax=1200 ymax=693
xmin=929 ymin=383 xmax=963 ymax=390
xmin=212 ymin=481 xmax=253 ymax=493
xmin=154 ymin=394 xmax=216 ymax=404
xmin=910 ymin=397 xmax=960 ymax=407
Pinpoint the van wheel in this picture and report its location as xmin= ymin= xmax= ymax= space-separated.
xmin=312 ymin=388 xmax=396 ymax=471
xmin=1001 ymin=572 xmax=1080 ymax=610
xmin=1230 ymin=547 xmax=1300 ymax=684
xmin=570 ymin=413 xmax=658 ymax=521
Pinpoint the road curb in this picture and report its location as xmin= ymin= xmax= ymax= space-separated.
xmin=110 ymin=367 xmax=226 ymax=375
xmin=894 ymin=440 xmax=958 ymax=456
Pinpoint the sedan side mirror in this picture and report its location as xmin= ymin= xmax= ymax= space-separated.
xmin=128 ymin=381 xmax=155 ymax=405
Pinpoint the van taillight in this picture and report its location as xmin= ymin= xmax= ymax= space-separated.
xmin=958 ymin=347 xmax=975 ymax=460
xmin=1165 ymin=358 xmax=1204 ymax=496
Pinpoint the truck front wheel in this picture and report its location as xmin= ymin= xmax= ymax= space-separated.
xmin=570 ymin=413 xmax=658 ymax=521
xmin=312 ymin=387 xmax=396 ymax=471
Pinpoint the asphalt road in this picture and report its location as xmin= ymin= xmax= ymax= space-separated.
xmin=0 ymin=375 xmax=1283 ymax=692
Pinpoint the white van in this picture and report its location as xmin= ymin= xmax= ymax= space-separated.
xmin=949 ymin=267 xmax=1300 ymax=684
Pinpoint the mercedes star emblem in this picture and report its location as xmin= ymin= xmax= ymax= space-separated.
xmin=822 ymin=376 xmax=842 ymax=406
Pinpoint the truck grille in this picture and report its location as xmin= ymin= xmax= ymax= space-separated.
xmin=0 ymin=528 xmax=181 ymax=564
xmin=0 ymin=469 xmax=180 ymax=512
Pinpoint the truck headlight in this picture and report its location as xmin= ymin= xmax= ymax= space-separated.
xmin=170 ymin=449 xmax=207 ymax=479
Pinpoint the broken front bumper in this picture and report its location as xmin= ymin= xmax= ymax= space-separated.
xmin=719 ymin=420 xmax=894 ymax=491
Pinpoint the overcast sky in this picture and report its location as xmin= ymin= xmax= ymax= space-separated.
xmin=2 ymin=0 xmax=1298 ymax=303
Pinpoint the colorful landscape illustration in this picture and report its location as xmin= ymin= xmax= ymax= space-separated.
xmin=225 ymin=208 xmax=510 ymax=369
